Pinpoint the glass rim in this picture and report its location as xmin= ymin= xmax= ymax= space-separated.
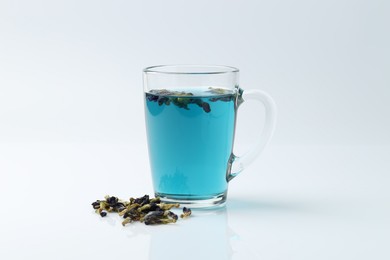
xmin=143 ymin=64 xmax=239 ymax=75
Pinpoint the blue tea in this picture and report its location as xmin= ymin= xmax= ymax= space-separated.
xmin=145 ymin=87 xmax=237 ymax=202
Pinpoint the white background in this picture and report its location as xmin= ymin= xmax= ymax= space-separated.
xmin=1 ymin=1 xmax=389 ymax=259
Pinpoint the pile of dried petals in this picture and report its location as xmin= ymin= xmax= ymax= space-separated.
xmin=91 ymin=195 xmax=191 ymax=226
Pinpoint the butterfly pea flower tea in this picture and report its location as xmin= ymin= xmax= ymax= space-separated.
xmin=143 ymin=65 xmax=277 ymax=208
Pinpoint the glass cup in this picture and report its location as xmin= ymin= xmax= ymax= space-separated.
xmin=143 ymin=65 xmax=277 ymax=208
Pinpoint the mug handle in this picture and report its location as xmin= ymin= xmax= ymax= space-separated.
xmin=227 ymin=88 xmax=277 ymax=182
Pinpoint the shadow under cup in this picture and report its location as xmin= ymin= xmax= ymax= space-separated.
xmin=143 ymin=65 xmax=240 ymax=208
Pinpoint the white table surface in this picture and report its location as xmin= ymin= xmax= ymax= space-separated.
xmin=1 ymin=143 xmax=389 ymax=260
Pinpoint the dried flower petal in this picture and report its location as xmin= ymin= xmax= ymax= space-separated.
xmin=180 ymin=207 xmax=192 ymax=218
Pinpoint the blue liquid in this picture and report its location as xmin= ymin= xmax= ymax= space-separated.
xmin=145 ymin=89 xmax=236 ymax=199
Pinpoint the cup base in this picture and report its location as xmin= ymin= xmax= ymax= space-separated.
xmin=155 ymin=191 xmax=227 ymax=209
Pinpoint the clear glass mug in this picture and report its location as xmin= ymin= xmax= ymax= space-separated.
xmin=143 ymin=65 xmax=277 ymax=208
